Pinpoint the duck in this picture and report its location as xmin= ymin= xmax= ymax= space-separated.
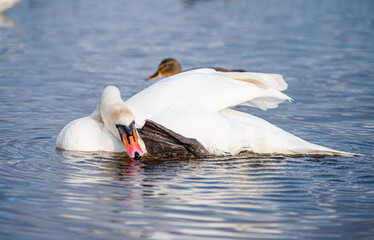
xmin=146 ymin=58 xmax=246 ymax=81
xmin=57 ymin=69 xmax=356 ymax=159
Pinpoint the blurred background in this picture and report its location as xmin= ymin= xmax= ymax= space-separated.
xmin=0 ymin=0 xmax=373 ymax=239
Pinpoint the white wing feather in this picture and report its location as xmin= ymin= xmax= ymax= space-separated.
xmin=126 ymin=69 xmax=291 ymax=127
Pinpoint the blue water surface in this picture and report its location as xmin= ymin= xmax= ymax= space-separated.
xmin=0 ymin=0 xmax=374 ymax=239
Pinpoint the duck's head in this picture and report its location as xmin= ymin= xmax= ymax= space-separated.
xmin=147 ymin=58 xmax=182 ymax=81
xmin=100 ymin=86 xmax=144 ymax=160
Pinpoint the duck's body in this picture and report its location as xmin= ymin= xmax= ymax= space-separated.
xmin=57 ymin=69 xmax=355 ymax=158
xmin=147 ymin=58 xmax=245 ymax=81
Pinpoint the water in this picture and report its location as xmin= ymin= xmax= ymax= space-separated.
xmin=1 ymin=0 xmax=374 ymax=239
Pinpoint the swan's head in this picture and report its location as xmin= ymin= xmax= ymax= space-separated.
xmin=147 ymin=58 xmax=182 ymax=81
xmin=100 ymin=86 xmax=144 ymax=160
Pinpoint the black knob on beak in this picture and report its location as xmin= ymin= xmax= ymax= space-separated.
xmin=133 ymin=151 xmax=142 ymax=160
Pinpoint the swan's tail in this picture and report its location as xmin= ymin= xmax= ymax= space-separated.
xmin=221 ymin=109 xmax=361 ymax=157
xmin=292 ymin=144 xmax=362 ymax=157
xmin=290 ymin=148 xmax=361 ymax=157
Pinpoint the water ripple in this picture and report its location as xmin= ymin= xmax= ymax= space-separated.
xmin=1 ymin=0 xmax=374 ymax=239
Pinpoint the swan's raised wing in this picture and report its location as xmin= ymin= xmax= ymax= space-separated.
xmin=222 ymin=71 xmax=288 ymax=91
xmin=219 ymin=71 xmax=292 ymax=110
xmin=125 ymin=69 xmax=292 ymax=127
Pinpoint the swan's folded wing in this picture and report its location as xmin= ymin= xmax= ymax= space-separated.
xmin=222 ymin=72 xmax=288 ymax=91
xmin=220 ymin=71 xmax=292 ymax=110
xmin=203 ymin=71 xmax=292 ymax=111
xmin=177 ymin=69 xmax=288 ymax=91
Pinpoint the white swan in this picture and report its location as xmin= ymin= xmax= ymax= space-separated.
xmin=57 ymin=69 xmax=354 ymax=158
xmin=56 ymin=86 xmax=145 ymax=159
xmin=129 ymin=69 xmax=354 ymax=156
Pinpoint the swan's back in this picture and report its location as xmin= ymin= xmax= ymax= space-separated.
xmin=127 ymin=69 xmax=291 ymax=127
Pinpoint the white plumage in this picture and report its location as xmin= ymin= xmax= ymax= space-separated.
xmin=57 ymin=69 xmax=355 ymax=157
xmin=126 ymin=69 xmax=352 ymax=156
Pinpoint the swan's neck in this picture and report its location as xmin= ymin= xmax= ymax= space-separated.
xmin=90 ymin=102 xmax=103 ymax=123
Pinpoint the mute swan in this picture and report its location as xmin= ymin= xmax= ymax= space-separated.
xmin=57 ymin=69 xmax=355 ymax=159
xmin=147 ymin=58 xmax=245 ymax=81
xmin=56 ymin=86 xmax=145 ymax=159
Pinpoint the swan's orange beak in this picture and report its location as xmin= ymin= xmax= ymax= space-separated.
xmin=123 ymin=130 xmax=143 ymax=160
xmin=117 ymin=123 xmax=143 ymax=160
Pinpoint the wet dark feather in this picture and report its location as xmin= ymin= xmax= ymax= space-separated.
xmin=138 ymin=120 xmax=211 ymax=158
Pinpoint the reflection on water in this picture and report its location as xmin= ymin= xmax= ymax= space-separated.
xmin=50 ymin=151 xmax=373 ymax=239
xmin=58 ymin=154 xmax=374 ymax=238
xmin=0 ymin=0 xmax=374 ymax=239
